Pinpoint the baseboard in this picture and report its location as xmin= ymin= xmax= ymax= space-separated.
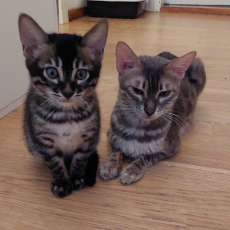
xmin=161 ymin=5 xmax=230 ymax=16
xmin=0 ymin=94 xmax=26 ymax=119
xmin=68 ymin=7 xmax=86 ymax=21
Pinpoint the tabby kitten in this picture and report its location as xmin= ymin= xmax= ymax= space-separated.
xmin=18 ymin=14 xmax=108 ymax=197
xmin=99 ymin=42 xmax=206 ymax=184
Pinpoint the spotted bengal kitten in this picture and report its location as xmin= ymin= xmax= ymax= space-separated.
xmin=18 ymin=14 xmax=108 ymax=197
xmin=99 ymin=42 xmax=206 ymax=185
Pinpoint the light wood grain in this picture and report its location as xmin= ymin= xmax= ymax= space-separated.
xmin=1 ymin=12 xmax=230 ymax=230
xmin=161 ymin=5 xmax=230 ymax=16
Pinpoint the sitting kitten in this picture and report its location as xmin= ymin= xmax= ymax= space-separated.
xmin=99 ymin=42 xmax=206 ymax=185
xmin=18 ymin=14 xmax=108 ymax=197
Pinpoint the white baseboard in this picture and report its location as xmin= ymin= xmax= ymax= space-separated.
xmin=147 ymin=0 xmax=162 ymax=12
xmin=0 ymin=94 xmax=26 ymax=119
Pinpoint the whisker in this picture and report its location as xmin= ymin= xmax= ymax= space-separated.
xmin=164 ymin=114 xmax=183 ymax=130
xmin=166 ymin=112 xmax=185 ymax=126
xmin=38 ymin=98 xmax=52 ymax=109
xmin=74 ymin=94 xmax=82 ymax=97
xmin=51 ymin=92 xmax=62 ymax=98
xmin=162 ymin=115 xmax=178 ymax=133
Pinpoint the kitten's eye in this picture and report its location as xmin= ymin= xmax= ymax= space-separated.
xmin=132 ymin=87 xmax=144 ymax=95
xmin=159 ymin=91 xmax=171 ymax=97
xmin=45 ymin=67 xmax=58 ymax=79
xmin=75 ymin=69 xmax=87 ymax=80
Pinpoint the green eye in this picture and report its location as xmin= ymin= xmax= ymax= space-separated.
xmin=45 ymin=67 xmax=58 ymax=79
xmin=75 ymin=69 xmax=88 ymax=80
xmin=159 ymin=91 xmax=171 ymax=97
xmin=132 ymin=87 xmax=143 ymax=95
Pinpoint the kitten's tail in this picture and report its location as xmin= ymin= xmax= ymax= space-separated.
xmin=85 ymin=151 xmax=99 ymax=187
xmin=187 ymin=58 xmax=206 ymax=96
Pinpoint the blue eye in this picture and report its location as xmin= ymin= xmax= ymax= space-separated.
xmin=75 ymin=69 xmax=87 ymax=80
xmin=45 ymin=67 xmax=58 ymax=79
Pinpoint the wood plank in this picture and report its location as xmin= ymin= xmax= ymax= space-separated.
xmin=161 ymin=5 xmax=230 ymax=16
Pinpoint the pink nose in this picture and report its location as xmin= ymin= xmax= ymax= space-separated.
xmin=144 ymin=108 xmax=155 ymax=116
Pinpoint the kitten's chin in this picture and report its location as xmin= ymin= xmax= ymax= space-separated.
xmin=141 ymin=114 xmax=159 ymax=121
xmin=143 ymin=116 xmax=155 ymax=121
xmin=135 ymin=113 xmax=155 ymax=121
xmin=57 ymin=99 xmax=75 ymax=108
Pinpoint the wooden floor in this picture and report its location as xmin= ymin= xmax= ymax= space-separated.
xmin=1 ymin=12 xmax=230 ymax=230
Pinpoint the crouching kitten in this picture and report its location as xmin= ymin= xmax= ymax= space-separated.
xmin=99 ymin=42 xmax=206 ymax=185
xmin=18 ymin=14 xmax=108 ymax=197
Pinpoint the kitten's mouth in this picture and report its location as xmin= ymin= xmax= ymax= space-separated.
xmin=143 ymin=116 xmax=154 ymax=120
xmin=58 ymin=98 xmax=74 ymax=103
xmin=142 ymin=114 xmax=158 ymax=121
xmin=136 ymin=112 xmax=155 ymax=121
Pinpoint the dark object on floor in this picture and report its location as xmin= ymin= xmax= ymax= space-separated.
xmin=85 ymin=151 xmax=99 ymax=187
xmin=87 ymin=1 xmax=145 ymax=19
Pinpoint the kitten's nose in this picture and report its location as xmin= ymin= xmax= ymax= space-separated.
xmin=62 ymin=83 xmax=74 ymax=99
xmin=144 ymin=108 xmax=155 ymax=116
xmin=62 ymin=91 xmax=74 ymax=99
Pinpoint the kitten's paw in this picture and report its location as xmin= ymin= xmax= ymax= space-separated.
xmin=99 ymin=161 xmax=121 ymax=180
xmin=51 ymin=180 xmax=73 ymax=198
xmin=120 ymin=165 xmax=145 ymax=185
xmin=72 ymin=177 xmax=85 ymax=190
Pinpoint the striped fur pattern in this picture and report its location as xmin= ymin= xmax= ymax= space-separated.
xmin=99 ymin=42 xmax=206 ymax=185
xmin=19 ymin=14 xmax=108 ymax=197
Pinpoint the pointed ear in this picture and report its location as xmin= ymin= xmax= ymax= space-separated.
xmin=165 ymin=51 xmax=197 ymax=80
xmin=116 ymin=42 xmax=140 ymax=75
xmin=81 ymin=19 xmax=108 ymax=62
xmin=18 ymin=13 xmax=49 ymax=58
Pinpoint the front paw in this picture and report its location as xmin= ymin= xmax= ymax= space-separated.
xmin=71 ymin=176 xmax=85 ymax=190
xmin=51 ymin=180 xmax=73 ymax=198
xmin=99 ymin=160 xmax=121 ymax=180
xmin=120 ymin=164 xmax=145 ymax=185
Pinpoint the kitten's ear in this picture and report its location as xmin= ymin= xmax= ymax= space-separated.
xmin=18 ymin=13 xmax=49 ymax=58
xmin=166 ymin=51 xmax=197 ymax=80
xmin=81 ymin=19 xmax=108 ymax=62
xmin=116 ymin=42 xmax=140 ymax=75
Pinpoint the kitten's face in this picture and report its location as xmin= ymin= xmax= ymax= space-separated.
xmin=26 ymin=38 xmax=101 ymax=107
xmin=116 ymin=42 xmax=196 ymax=121
xmin=18 ymin=14 xmax=108 ymax=108
xmin=118 ymin=58 xmax=180 ymax=120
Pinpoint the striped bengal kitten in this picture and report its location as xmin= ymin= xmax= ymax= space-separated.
xmin=99 ymin=42 xmax=206 ymax=185
xmin=18 ymin=14 xmax=108 ymax=197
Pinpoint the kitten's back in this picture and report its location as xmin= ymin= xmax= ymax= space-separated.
xmin=158 ymin=52 xmax=206 ymax=96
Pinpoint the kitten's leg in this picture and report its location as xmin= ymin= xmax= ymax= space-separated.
xmin=120 ymin=152 xmax=172 ymax=185
xmin=99 ymin=150 xmax=123 ymax=180
xmin=69 ymin=150 xmax=92 ymax=190
xmin=44 ymin=154 xmax=72 ymax=198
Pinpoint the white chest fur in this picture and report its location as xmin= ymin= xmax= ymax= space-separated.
xmin=47 ymin=122 xmax=86 ymax=153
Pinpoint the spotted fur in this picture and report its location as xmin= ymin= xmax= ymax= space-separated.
xmin=99 ymin=42 xmax=206 ymax=184
xmin=19 ymin=13 xmax=108 ymax=197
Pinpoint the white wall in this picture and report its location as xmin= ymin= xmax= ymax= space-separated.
xmin=147 ymin=0 xmax=162 ymax=11
xmin=67 ymin=0 xmax=87 ymax=10
xmin=0 ymin=0 xmax=58 ymax=118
